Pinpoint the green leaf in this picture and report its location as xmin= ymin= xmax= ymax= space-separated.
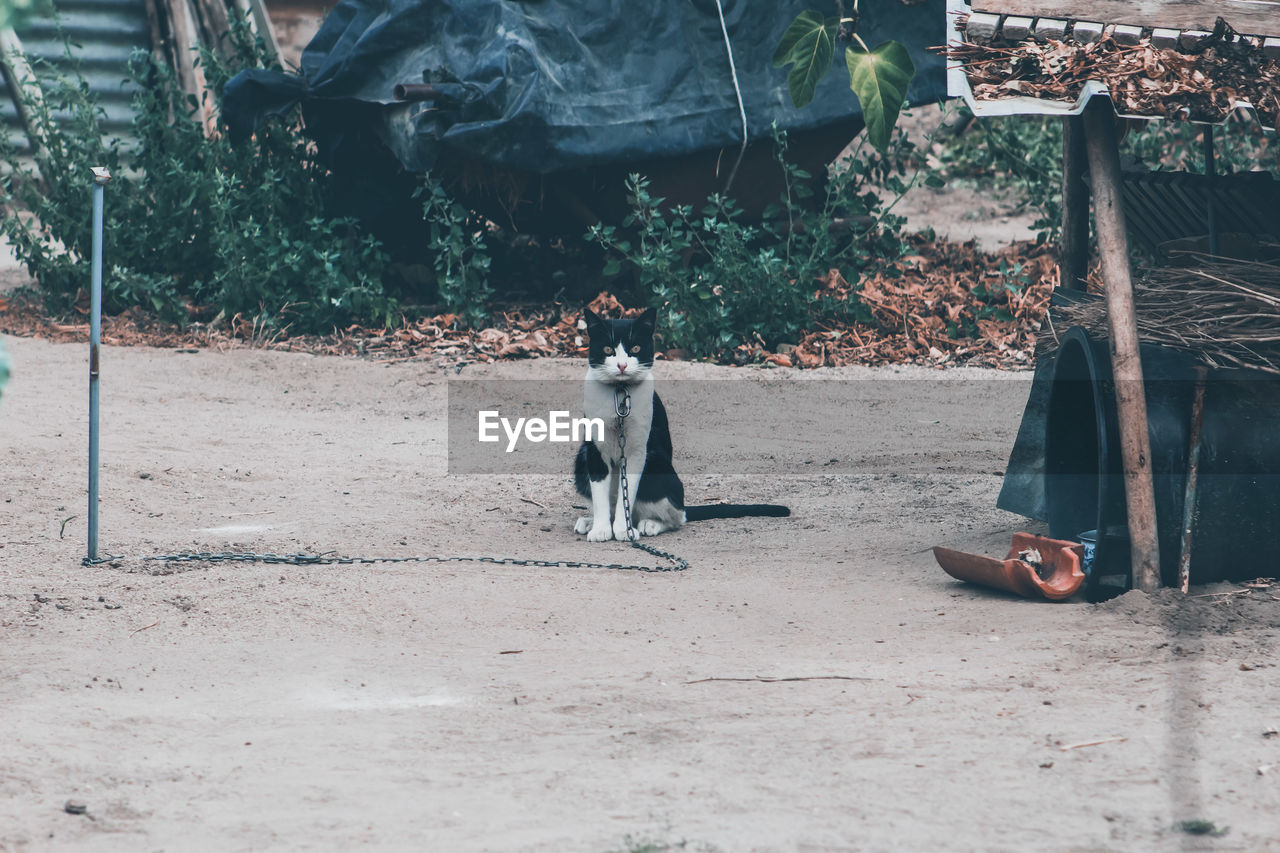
xmin=773 ymin=10 xmax=838 ymax=109
xmin=845 ymin=41 xmax=915 ymax=152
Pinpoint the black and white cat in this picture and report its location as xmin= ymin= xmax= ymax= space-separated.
xmin=573 ymin=307 xmax=790 ymax=541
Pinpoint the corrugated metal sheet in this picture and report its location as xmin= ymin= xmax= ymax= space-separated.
xmin=1120 ymin=170 xmax=1280 ymax=253
xmin=4 ymin=0 xmax=151 ymax=147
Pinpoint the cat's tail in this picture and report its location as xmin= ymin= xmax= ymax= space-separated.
xmin=684 ymin=503 xmax=790 ymax=521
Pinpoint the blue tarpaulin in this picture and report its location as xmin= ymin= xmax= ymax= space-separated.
xmin=224 ymin=0 xmax=947 ymax=176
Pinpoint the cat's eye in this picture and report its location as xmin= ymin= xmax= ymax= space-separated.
xmin=603 ymin=346 xmax=614 ymax=355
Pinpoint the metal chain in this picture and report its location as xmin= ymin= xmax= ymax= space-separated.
xmin=81 ymin=386 xmax=689 ymax=573
xmin=616 ymin=386 xmax=636 ymax=542
xmin=84 ymin=550 xmax=685 ymax=572
xmin=613 ymin=385 xmax=690 ymax=570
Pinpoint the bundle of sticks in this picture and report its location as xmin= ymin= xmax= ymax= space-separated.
xmin=945 ymin=20 xmax=1280 ymax=129
xmin=1046 ymin=255 xmax=1280 ymax=373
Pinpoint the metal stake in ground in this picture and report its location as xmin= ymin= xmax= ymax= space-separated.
xmin=1178 ymin=366 xmax=1209 ymax=594
xmin=1081 ymin=97 xmax=1161 ymax=593
xmin=87 ymin=166 xmax=111 ymax=563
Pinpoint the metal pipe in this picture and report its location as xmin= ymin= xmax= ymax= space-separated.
xmin=88 ymin=166 xmax=110 ymax=563
xmin=1177 ymin=366 xmax=1209 ymax=594
xmin=393 ymin=83 xmax=443 ymax=102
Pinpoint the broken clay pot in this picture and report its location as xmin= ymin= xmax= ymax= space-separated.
xmin=933 ymin=533 xmax=1085 ymax=600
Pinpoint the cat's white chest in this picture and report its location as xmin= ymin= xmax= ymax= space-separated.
xmin=583 ymin=374 xmax=653 ymax=461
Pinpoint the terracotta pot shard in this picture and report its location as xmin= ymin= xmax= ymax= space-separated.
xmin=933 ymin=533 xmax=1085 ymax=600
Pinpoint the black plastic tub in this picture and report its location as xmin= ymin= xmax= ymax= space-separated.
xmin=1045 ymin=327 xmax=1280 ymax=599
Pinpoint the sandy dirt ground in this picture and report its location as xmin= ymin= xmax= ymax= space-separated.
xmin=884 ymin=105 xmax=1041 ymax=252
xmin=3 ymin=322 xmax=1280 ymax=852
xmin=0 ymin=102 xmax=1276 ymax=850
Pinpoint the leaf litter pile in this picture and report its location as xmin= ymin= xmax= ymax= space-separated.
xmin=949 ymin=18 xmax=1280 ymax=128
xmin=0 ymin=238 xmax=1054 ymax=370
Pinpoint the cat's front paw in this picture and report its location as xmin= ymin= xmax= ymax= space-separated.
xmin=586 ymin=523 xmax=614 ymax=542
xmin=574 ymin=516 xmax=593 ymax=535
xmin=637 ymin=519 xmax=665 ymax=537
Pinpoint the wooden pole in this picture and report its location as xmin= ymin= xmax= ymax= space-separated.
xmin=1060 ymin=115 xmax=1089 ymax=290
xmin=1081 ymin=96 xmax=1162 ymax=593
xmin=192 ymin=0 xmax=232 ymax=53
xmin=0 ymin=27 xmax=52 ymax=153
xmin=168 ymin=0 xmax=216 ymax=136
xmin=232 ymin=0 xmax=282 ymax=67
xmin=142 ymin=0 xmax=169 ymax=66
xmin=1202 ymin=126 xmax=1218 ymax=257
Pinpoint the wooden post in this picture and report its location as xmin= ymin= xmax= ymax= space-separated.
xmin=0 ymin=28 xmax=52 ymax=153
xmin=232 ymin=0 xmax=282 ymax=67
xmin=1202 ymin=125 xmax=1218 ymax=256
xmin=192 ymin=0 xmax=232 ymax=52
xmin=168 ymin=0 xmax=216 ymax=136
xmin=1060 ymin=115 xmax=1089 ymax=290
xmin=1082 ymin=96 xmax=1162 ymax=593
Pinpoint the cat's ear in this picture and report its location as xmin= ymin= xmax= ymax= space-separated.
xmin=637 ymin=307 xmax=658 ymax=329
xmin=583 ymin=306 xmax=603 ymax=326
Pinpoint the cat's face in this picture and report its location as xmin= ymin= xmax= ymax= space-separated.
xmin=583 ymin=307 xmax=657 ymax=385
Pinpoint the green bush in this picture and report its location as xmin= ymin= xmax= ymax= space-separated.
xmin=417 ymin=180 xmax=493 ymax=328
xmin=1122 ymin=111 xmax=1275 ymax=174
xmin=588 ymin=128 xmax=916 ymax=358
xmin=0 ymin=26 xmax=398 ymax=332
